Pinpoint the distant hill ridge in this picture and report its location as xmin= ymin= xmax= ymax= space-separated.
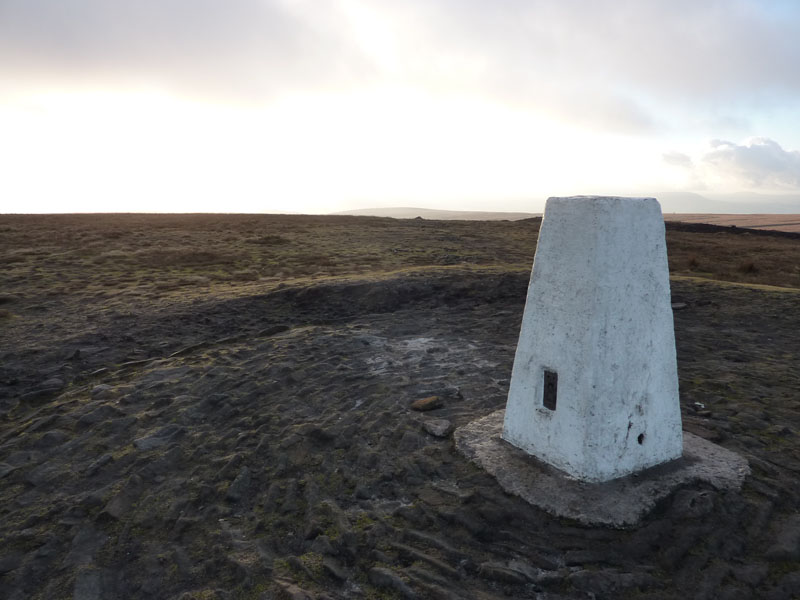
xmin=333 ymin=207 xmax=800 ymax=233
xmin=332 ymin=207 xmax=540 ymax=220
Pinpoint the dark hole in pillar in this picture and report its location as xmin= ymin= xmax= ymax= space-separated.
xmin=637 ymin=433 xmax=645 ymax=445
xmin=543 ymin=370 xmax=557 ymax=411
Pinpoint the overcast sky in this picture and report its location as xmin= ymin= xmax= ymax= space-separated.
xmin=1 ymin=0 xmax=799 ymax=213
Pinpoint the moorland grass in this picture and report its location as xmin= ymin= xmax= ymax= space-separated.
xmin=0 ymin=214 xmax=798 ymax=309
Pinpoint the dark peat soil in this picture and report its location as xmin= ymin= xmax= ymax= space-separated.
xmin=1 ymin=271 xmax=800 ymax=599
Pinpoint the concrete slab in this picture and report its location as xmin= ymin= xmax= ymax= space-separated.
xmin=455 ymin=410 xmax=750 ymax=528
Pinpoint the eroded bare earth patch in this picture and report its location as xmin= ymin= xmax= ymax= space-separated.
xmin=1 ymin=215 xmax=800 ymax=599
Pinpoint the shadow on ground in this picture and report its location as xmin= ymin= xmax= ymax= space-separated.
xmin=2 ymin=269 xmax=800 ymax=599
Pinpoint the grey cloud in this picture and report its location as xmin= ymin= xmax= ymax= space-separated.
xmin=414 ymin=0 xmax=800 ymax=100
xmin=1 ymin=0 xmax=798 ymax=130
xmin=0 ymin=0 xmax=374 ymax=101
xmin=702 ymin=138 xmax=800 ymax=189
xmin=399 ymin=0 xmax=800 ymax=131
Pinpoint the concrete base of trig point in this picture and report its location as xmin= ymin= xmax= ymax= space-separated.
xmin=455 ymin=410 xmax=750 ymax=528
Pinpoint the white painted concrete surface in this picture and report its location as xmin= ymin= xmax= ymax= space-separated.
xmin=502 ymin=196 xmax=683 ymax=482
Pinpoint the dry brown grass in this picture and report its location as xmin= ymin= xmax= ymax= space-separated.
xmin=669 ymin=213 xmax=800 ymax=233
xmin=1 ymin=214 xmax=799 ymax=319
xmin=665 ymin=228 xmax=800 ymax=288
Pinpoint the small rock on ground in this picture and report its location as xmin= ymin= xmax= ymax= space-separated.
xmin=410 ymin=396 xmax=442 ymax=412
xmin=422 ymin=418 xmax=452 ymax=437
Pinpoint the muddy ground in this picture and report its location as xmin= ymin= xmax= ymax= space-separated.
xmin=1 ymin=215 xmax=799 ymax=599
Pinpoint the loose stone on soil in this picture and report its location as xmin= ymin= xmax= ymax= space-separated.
xmin=410 ymin=396 xmax=442 ymax=411
xmin=422 ymin=418 xmax=452 ymax=437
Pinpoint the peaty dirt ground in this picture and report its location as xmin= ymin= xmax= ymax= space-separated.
xmin=1 ymin=214 xmax=800 ymax=600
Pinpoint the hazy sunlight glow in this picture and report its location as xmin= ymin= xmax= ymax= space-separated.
xmin=0 ymin=0 xmax=798 ymax=213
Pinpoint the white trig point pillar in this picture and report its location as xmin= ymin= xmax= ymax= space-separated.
xmin=503 ymin=196 xmax=683 ymax=483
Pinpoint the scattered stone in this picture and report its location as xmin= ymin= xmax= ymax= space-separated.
xmin=422 ymin=419 xmax=452 ymax=438
xmin=410 ymin=396 xmax=442 ymax=412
